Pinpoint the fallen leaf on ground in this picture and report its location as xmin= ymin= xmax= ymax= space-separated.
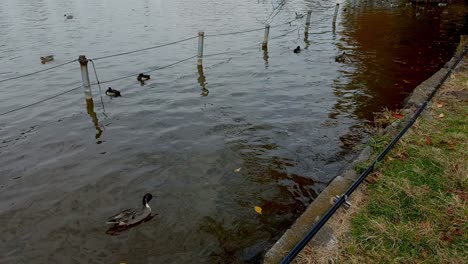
xmin=438 ymin=113 xmax=445 ymax=118
xmin=452 ymin=228 xmax=464 ymax=236
xmin=234 ymin=168 xmax=241 ymax=172
xmin=424 ymin=136 xmax=432 ymax=145
xmin=254 ymin=206 xmax=262 ymax=215
xmin=453 ymin=190 xmax=468 ymax=200
xmin=436 ymin=102 xmax=444 ymax=108
xmin=441 ymin=234 xmax=454 ymax=243
xmin=420 ymin=221 xmax=431 ymax=230
xmin=420 ymin=250 xmax=428 ymax=258
xmin=392 ymin=113 xmax=404 ymax=119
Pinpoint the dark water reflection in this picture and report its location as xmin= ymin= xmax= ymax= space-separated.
xmin=0 ymin=0 xmax=466 ymax=263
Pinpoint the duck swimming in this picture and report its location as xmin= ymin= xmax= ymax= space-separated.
xmin=137 ymin=73 xmax=151 ymax=82
xmin=106 ymin=193 xmax=153 ymax=226
xmin=335 ymin=52 xmax=347 ymax=63
xmin=64 ymin=14 xmax=73 ymax=19
xmin=295 ymin=12 xmax=304 ymax=19
xmin=106 ymin=87 xmax=121 ymax=97
xmin=293 ymin=46 xmax=301 ymax=54
xmin=40 ymin=55 xmax=54 ymax=64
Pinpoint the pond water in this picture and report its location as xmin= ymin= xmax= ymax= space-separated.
xmin=0 ymin=0 xmax=465 ymax=263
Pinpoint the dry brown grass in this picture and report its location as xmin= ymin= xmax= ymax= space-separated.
xmin=294 ymin=185 xmax=368 ymax=264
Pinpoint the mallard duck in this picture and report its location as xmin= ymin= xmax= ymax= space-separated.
xmin=137 ymin=73 xmax=151 ymax=82
xmin=295 ymin=12 xmax=304 ymax=19
xmin=335 ymin=52 xmax=347 ymax=63
xmin=64 ymin=14 xmax=73 ymax=19
xmin=293 ymin=46 xmax=301 ymax=54
xmin=40 ymin=55 xmax=54 ymax=64
xmin=106 ymin=193 xmax=153 ymax=226
xmin=106 ymin=87 xmax=121 ymax=97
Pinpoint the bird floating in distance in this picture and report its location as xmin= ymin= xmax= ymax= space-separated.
xmin=137 ymin=73 xmax=151 ymax=82
xmin=335 ymin=52 xmax=348 ymax=63
xmin=293 ymin=46 xmax=301 ymax=54
xmin=64 ymin=14 xmax=73 ymax=19
xmin=295 ymin=12 xmax=304 ymax=19
xmin=40 ymin=55 xmax=54 ymax=64
xmin=106 ymin=87 xmax=121 ymax=97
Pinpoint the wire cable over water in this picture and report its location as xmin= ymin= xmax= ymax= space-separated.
xmin=89 ymin=60 xmax=107 ymax=114
xmin=0 ymin=59 xmax=77 ymax=84
xmin=90 ymin=36 xmax=198 ymax=61
xmin=0 ymin=85 xmax=81 ymax=117
xmin=95 ymin=55 xmax=197 ymax=85
xmin=205 ymin=18 xmax=300 ymax=38
xmin=0 ymin=55 xmax=197 ymax=117
xmin=271 ymin=26 xmax=301 ymax=40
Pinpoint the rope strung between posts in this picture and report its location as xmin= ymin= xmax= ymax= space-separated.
xmin=0 ymin=15 xmax=300 ymax=85
xmin=0 ymin=59 xmax=77 ymax=84
xmin=271 ymin=26 xmax=301 ymax=40
xmin=0 ymin=55 xmax=197 ymax=117
xmin=205 ymin=29 xmax=301 ymax=57
xmin=94 ymin=55 xmax=197 ymax=85
xmin=280 ymin=47 xmax=468 ymax=264
xmin=0 ymin=85 xmax=81 ymax=117
xmin=89 ymin=60 xmax=107 ymax=114
xmin=205 ymin=18 xmax=300 ymax=37
xmin=0 ymin=11 xmax=317 ymax=117
xmin=90 ymin=36 xmax=198 ymax=61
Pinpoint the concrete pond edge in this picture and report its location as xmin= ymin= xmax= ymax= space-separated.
xmin=263 ymin=35 xmax=468 ymax=264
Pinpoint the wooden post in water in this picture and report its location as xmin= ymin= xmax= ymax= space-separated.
xmin=304 ymin=10 xmax=312 ymax=41
xmin=79 ymin=55 xmax=93 ymax=100
xmin=333 ymin=4 xmax=339 ymax=26
xmin=262 ymin=24 xmax=270 ymax=48
xmin=197 ymin=31 xmax=204 ymax=66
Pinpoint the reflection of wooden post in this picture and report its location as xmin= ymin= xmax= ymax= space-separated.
xmin=262 ymin=24 xmax=270 ymax=48
xmin=197 ymin=31 xmax=204 ymax=66
xmin=304 ymin=10 xmax=312 ymax=42
xmin=79 ymin=55 xmax=93 ymax=100
xmin=86 ymin=98 xmax=103 ymax=139
xmin=262 ymin=45 xmax=269 ymax=68
xmin=353 ymin=0 xmax=356 ymax=8
xmin=333 ymin=4 xmax=339 ymax=26
xmin=197 ymin=65 xmax=209 ymax=96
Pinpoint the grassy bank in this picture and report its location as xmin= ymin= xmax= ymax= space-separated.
xmin=296 ymin=62 xmax=467 ymax=263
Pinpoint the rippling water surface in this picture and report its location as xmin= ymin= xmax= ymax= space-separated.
xmin=0 ymin=0 xmax=466 ymax=263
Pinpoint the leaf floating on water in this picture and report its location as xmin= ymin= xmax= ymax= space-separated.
xmin=254 ymin=206 xmax=262 ymax=215
xmin=234 ymin=168 xmax=241 ymax=172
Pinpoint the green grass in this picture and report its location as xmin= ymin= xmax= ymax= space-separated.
xmin=340 ymin=71 xmax=468 ymax=263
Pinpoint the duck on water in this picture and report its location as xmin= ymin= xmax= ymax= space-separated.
xmin=106 ymin=87 xmax=121 ymax=97
xmin=106 ymin=193 xmax=153 ymax=226
xmin=137 ymin=73 xmax=151 ymax=82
